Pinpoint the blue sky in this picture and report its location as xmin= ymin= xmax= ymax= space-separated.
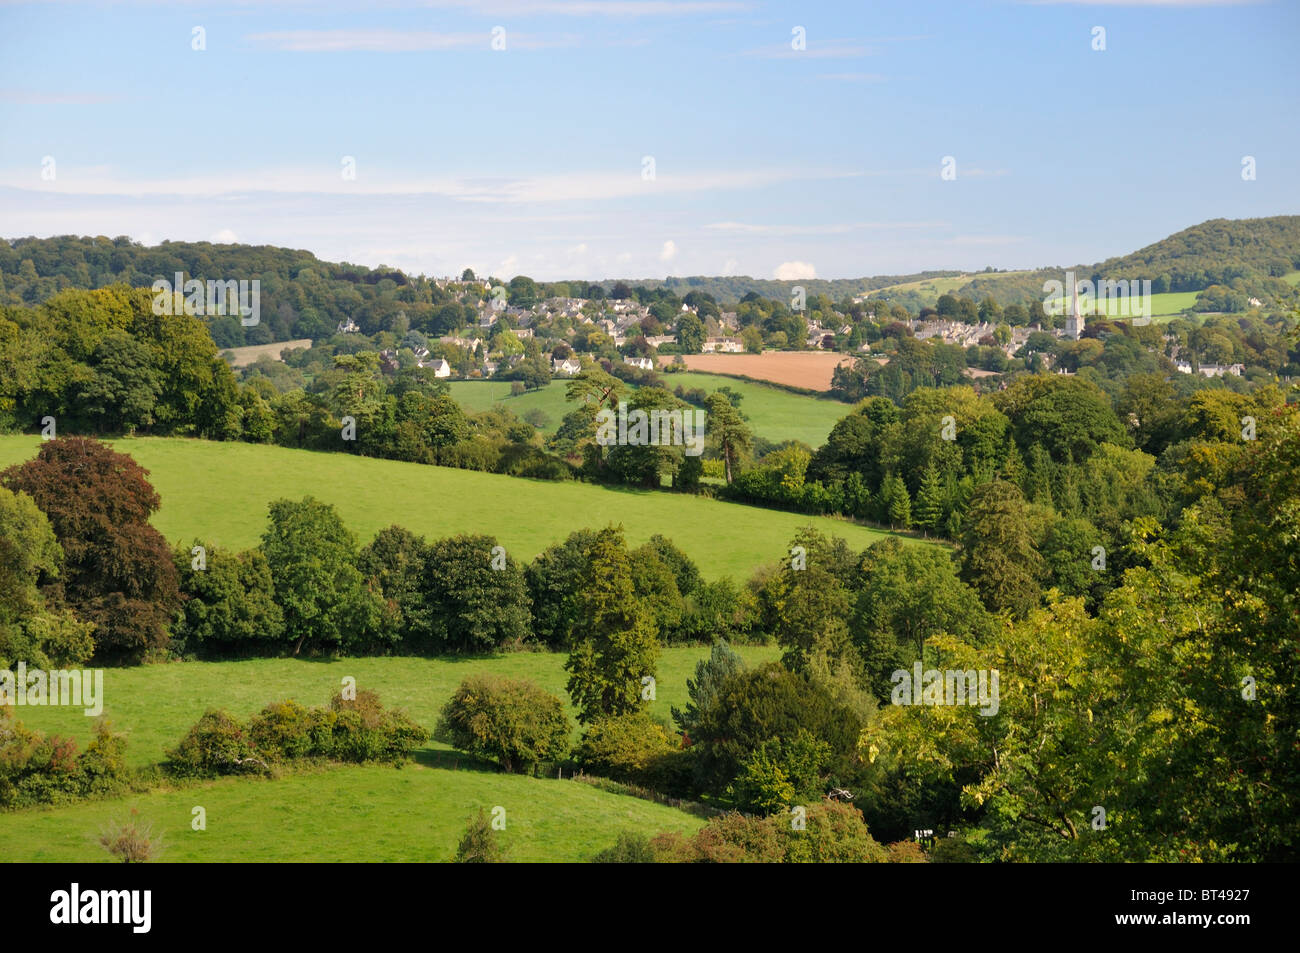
xmin=1 ymin=0 xmax=1297 ymax=281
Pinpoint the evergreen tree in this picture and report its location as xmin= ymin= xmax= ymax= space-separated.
xmin=564 ymin=526 xmax=660 ymax=724
xmin=912 ymin=463 xmax=945 ymax=536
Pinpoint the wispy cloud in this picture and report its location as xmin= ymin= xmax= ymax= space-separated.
xmin=817 ymin=72 xmax=887 ymax=82
xmin=0 ymin=165 xmax=848 ymax=204
xmin=246 ymin=29 xmax=576 ymax=52
xmin=0 ymin=89 xmax=119 ymax=105
xmin=705 ymin=220 xmax=947 ymax=235
xmin=1020 ymin=0 xmax=1261 ymax=6
xmin=742 ymin=40 xmax=874 ymax=59
xmin=426 ymin=0 xmax=750 ymax=15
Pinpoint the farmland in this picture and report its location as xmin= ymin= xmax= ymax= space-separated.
xmin=655 ymin=351 xmax=856 ymax=391
xmin=0 ymin=647 xmax=784 ymax=862
xmin=449 ymin=375 xmax=853 ymax=446
xmin=0 ymin=435 xmax=921 ymax=582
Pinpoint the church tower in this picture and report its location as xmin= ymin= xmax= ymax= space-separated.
xmin=1066 ymin=279 xmax=1085 ymax=341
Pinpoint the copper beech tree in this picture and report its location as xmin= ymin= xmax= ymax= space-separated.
xmin=1 ymin=436 xmax=179 ymax=664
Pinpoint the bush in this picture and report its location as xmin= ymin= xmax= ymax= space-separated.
xmin=169 ymin=691 xmax=427 ymax=776
xmin=436 ymin=675 xmax=569 ymax=773
xmin=693 ymin=812 xmax=784 ymax=863
xmin=248 ymin=700 xmax=317 ymax=762
xmin=99 ymin=809 xmax=165 ymax=863
xmin=778 ymin=801 xmax=888 ymax=863
xmin=166 ymin=709 xmax=263 ymax=777
xmin=575 ymin=712 xmax=678 ymax=786
xmin=455 ymin=808 xmax=507 ymax=862
xmin=592 ymin=830 xmax=659 ymax=863
xmin=886 ymin=839 xmax=928 ymax=863
xmin=0 ymin=708 xmax=130 ymax=808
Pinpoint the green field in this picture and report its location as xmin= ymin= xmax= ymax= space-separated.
xmin=11 ymin=648 xmax=778 ymax=768
xmin=447 ymin=379 xmax=574 ymax=432
xmin=449 ymin=374 xmax=852 ymax=447
xmin=0 ymin=436 xmax=916 ymax=580
xmin=1 ymin=648 xmax=782 ymax=861
xmin=1093 ymin=290 xmax=1198 ymax=320
xmin=0 ymin=763 xmax=705 ymax=862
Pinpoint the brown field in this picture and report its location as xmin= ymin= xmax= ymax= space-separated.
xmin=657 ymin=350 xmax=857 ymax=391
xmin=222 ymin=338 xmax=314 ymax=368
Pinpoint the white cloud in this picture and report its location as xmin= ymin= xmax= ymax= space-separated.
xmin=773 ymin=261 xmax=816 ymax=280
xmin=706 ymin=220 xmax=946 ymax=236
xmin=659 ymin=239 xmax=677 ymax=262
xmin=427 ymin=1 xmax=749 ymax=15
xmin=0 ymin=164 xmax=841 ymax=204
xmin=210 ymin=229 xmax=239 ymax=243
xmin=246 ymin=30 xmax=576 ymax=52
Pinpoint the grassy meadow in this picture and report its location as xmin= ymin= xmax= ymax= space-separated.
xmin=448 ymin=373 xmax=852 ymax=447
xmin=0 ymin=763 xmax=707 ymax=862
xmin=0 ymin=435 xmax=918 ymax=580
xmin=12 ymin=647 xmax=779 ymax=768
xmin=0 ymin=647 xmax=782 ymax=861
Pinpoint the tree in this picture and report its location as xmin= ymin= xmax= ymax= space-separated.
xmin=741 ymin=325 xmax=764 ymax=353
xmin=705 ymin=391 xmax=752 ymax=484
xmin=671 ymin=640 xmax=745 ymax=736
xmin=436 ymin=674 xmax=570 ymax=773
xmin=358 ymin=525 xmax=430 ymax=649
xmin=422 ymin=534 xmax=532 ymax=652
xmin=526 ymin=529 xmax=599 ymax=648
xmin=260 ymin=497 xmax=381 ymax=655
xmin=172 ymin=543 xmax=284 ymax=657
xmin=959 ymin=480 xmax=1043 ymax=617
xmin=692 ymin=662 xmax=864 ymax=799
xmin=851 ymin=537 xmax=991 ymax=698
xmin=564 ymin=526 xmax=660 ymax=724
xmin=912 ymin=462 xmax=945 ymax=536
xmin=760 ymin=528 xmax=855 ymax=673
xmin=0 ymin=485 xmax=93 ymax=669
xmin=1 ymin=437 xmax=179 ymax=663
xmin=677 ymin=312 xmax=705 ymax=354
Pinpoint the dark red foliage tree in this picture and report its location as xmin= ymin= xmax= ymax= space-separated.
xmin=1 ymin=437 xmax=179 ymax=663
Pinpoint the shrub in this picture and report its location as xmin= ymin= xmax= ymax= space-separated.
xmin=592 ymin=830 xmax=658 ymax=863
xmin=693 ymin=812 xmax=784 ymax=863
xmin=455 ymin=808 xmax=507 ymax=862
xmin=167 ymin=709 xmax=263 ymax=777
xmin=574 ymin=712 xmax=678 ymax=786
xmin=435 ymin=674 xmax=569 ymax=773
xmin=0 ymin=708 xmax=129 ymax=808
xmin=248 ymin=700 xmax=316 ymax=762
xmin=326 ymin=690 xmax=429 ymax=764
xmin=777 ymin=801 xmax=887 ymax=863
xmin=99 ymin=809 xmax=165 ymax=863
xmin=886 ymin=839 xmax=928 ymax=863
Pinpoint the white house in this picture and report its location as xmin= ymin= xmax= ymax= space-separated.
xmin=337 ymin=318 xmax=359 ymax=334
xmin=623 ymin=355 xmax=655 ymax=371
xmin=552 ymin=357 xmax=582 ymax=376
xmin=420 ymin=357 xmax=452 ymax=378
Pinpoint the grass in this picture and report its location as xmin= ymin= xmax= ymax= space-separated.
xmin=11 ymin=647 xmax=779 ymax=768
xmin=449 ymin=374 xmax=853 ymax=446
xmin=0 ymin=763 xmax=706 ymax=862
xmin=661 ymin=371 xmax=851 ymax=446
xmin=1 ymin=647 xmax=783 ymax=861
xmin=0 ymin=435 xmax=918 ymax=580
xmin=447 ymin=379 xmax=573 ymax=432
